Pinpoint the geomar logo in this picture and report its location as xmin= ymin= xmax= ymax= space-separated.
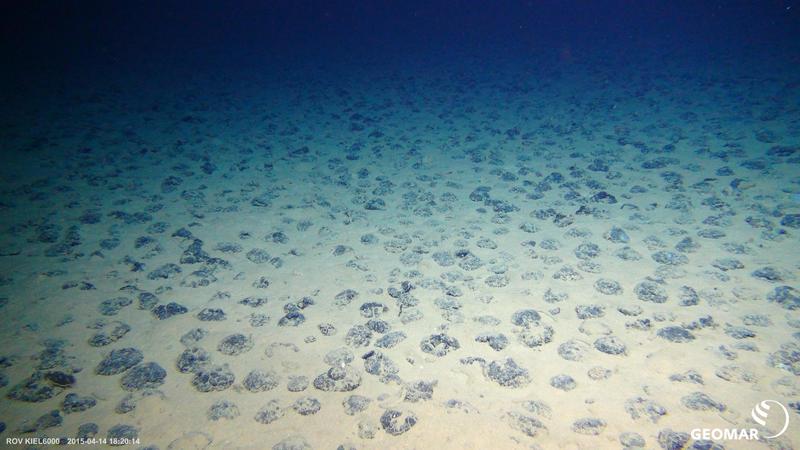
xmin=690 ymin=400 xmax=790 ymax=441
xmin=751 ymin=400 xmax=790 ymax=439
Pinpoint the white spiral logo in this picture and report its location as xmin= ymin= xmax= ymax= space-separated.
xmin=751 ymin=400 xmax=790 ymax=439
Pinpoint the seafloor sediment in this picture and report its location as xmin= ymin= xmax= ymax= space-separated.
xmin=0 ymin=53 xmax=798 ymax=449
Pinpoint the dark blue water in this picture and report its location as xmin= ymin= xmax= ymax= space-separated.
xmin=3 ymin=1 xmax=799 ymax=84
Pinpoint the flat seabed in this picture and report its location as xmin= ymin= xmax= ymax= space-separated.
xmin=0 ymin=57 xmax=798 ymax=449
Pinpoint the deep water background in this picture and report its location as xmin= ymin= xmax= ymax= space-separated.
xmin=2 ymin=1 xmax=799 ymax=85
